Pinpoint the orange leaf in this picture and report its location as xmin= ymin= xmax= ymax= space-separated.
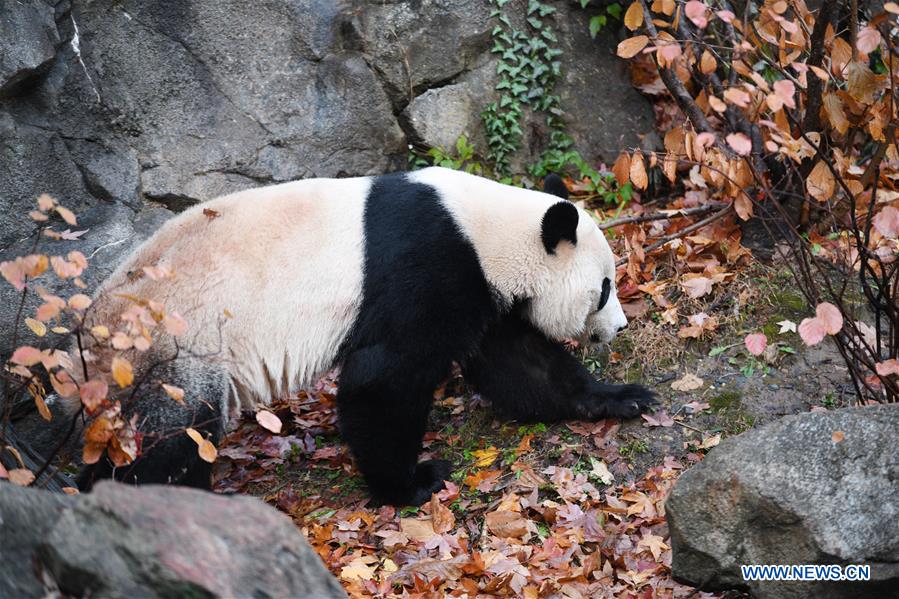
xmin=612 ymin=152 xmax=631 ymax=186
xmin=162 ymin=383 xmax=185 ymax=404
xmin=111 ymin=357 xmax=134 ymax=388
xmin=617 ymin=35 xmax=649 ymax=59
xmin=430 ymin=494 xmax=455 ymax=534
xmin=629 ymin=151 xmax=648 ymax=190
xmin=55 ymin=206 xmax=77 ymax=226
xmin=807 ymin=161 xmax=834 ymax=202
xmin=624 ymin=1 xmax=644 ymax=31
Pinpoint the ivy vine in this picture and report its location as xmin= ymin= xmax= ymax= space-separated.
xmin=482 ymin=0 xmax=567 ymax=175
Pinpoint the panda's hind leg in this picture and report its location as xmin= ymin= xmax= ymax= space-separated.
xmin=463 ymin=313 xmax=656 ymax=422
xmin=337 ymin=344 xmax=452 ymax=506
xmin=76 ymin=356 xmax=229 ymax=491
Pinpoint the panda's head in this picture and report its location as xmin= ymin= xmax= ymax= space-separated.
xmin=527 ymin=175 xmax=628 ymax=345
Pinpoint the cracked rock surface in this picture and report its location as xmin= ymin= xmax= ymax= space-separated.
xmin=0 ymin=0 xmax=653 ymax=355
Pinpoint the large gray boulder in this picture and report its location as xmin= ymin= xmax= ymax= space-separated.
xmin=666 ymin=404 xmax=899 ymax=599
xmin=0 ymin=481 xmax=346 ymax=598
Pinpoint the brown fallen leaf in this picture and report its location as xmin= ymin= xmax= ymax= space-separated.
xmin=671 ymin=373 xmax=704 ymax=391
xmin=485 ymin=510 xmax=528 ymax=538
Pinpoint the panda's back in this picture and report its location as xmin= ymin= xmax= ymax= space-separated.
xmin=89 ymin=176 xmax=371 ymax=409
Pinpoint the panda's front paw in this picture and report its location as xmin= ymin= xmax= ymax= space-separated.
xmin=407 ymin=459 xmax=453 ymax=506
xmin=583 ymin=384 xmax=657 ymax=420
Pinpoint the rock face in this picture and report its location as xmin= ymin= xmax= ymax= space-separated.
xmin=666 ymin=404 xmax=899 ymax=599
xmin=0 ymin=481 xmax=346 ymax=598
xmin=0 ymin=0 xmax=654 ymax=356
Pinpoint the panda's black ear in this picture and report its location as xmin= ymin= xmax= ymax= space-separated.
xmin=541 ymin=201 xmax=579 ymax=254
xmin=543 ymin=173 xmax=569 ymax=200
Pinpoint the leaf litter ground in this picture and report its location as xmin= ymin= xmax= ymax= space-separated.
xmin=213 ymin=235 xmax=850 ymax=597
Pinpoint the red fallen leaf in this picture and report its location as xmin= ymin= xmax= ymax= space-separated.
xmin=744 ymin=333 xmax=767 ymax=356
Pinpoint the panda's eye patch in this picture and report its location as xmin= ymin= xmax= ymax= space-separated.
xmin=597 ymin=277 xmax=611 ymax=311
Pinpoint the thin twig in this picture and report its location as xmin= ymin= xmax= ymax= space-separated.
xmin=599 ymin=201 xmax=726 ymax=230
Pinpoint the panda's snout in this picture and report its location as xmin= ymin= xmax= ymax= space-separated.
xmin=617 ymin=323 xmax=627 ymax=332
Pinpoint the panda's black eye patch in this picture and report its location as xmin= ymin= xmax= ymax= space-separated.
xmin=597 ymin=277 xmax=611 ymax=311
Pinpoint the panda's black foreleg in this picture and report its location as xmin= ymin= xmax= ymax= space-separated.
xmin=463 ymin=314 xmax=656 ymax=422
xmin=337 ymin=345 xmax=452 ymax=506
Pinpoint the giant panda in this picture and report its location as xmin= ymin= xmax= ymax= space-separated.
xmin=69 ymin=167 xmax=655 ymax=505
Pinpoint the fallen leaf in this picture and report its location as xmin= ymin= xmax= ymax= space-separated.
xmin=589 ymin=457 xmax=614 ymax=485
xmin=642 ymin=410 xmax=675 ymax=427
xmin=400 ymin=518 xmax=437 ymax=542
xmin=340 ymin=557 xmax=377 ymax=582
xmin=831 ymin=430 xmax=845 ymax=443
xmin=777 ymin=320 xmax=797 ymax=333
xmin=744 ymin=333 xmax=768 ymax=356
xmin=671 ymin=373 xmax=704 ymax=391
xmin=485 ymin=510 xmax=528 ymax=538
xmin=430 ymin=494 xmax=455 ymax=533
xmin=681 ymin=275 xmax=713 ymax=299
xmin=471 ymin=446 xmax=499 ymax=468
xmin=256 ymin=410 xmax=283 ymax=434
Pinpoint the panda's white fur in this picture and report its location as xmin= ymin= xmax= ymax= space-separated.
xmin=69 ymin=167 xmax=649 ymax=502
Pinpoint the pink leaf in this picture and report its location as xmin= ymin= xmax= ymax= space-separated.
xmin=874 ymin=359 xmax=899 ymax=376
xmin=681 ymin=276 xmax=713 ymax=298
xmin=163 ymin=312 xmax=188 ymax=336
xmin=874 ymin=359 xmax=899 ymax=377
xmin=773 ymin=79 xmax=796 ymax=108
xmin=856 ymin=26 xmax=882 ymax=54
xmin=744 ymin=333 xmax=768 ymax=356
xmin=873 ymin=206 xmax=899 ymax=238
xmin=79 ymin=379 xmax=109 ymax=413
xmin=685 ymin=0 xmax=708 ymax=28
xmin=256 ymin=410 xmax=283 ymax=434
xmin=798 ymin=317 xmax=826 ymax=346
xmin=10 ymin=346 xmax=43 ymax=367
xmin=726 ymin=132 xmax=752 ymax=156
xmin=715 ymin=9 xmax=735 ymax=22
xmin=815 ymin=302 xmax=843 ymax=335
